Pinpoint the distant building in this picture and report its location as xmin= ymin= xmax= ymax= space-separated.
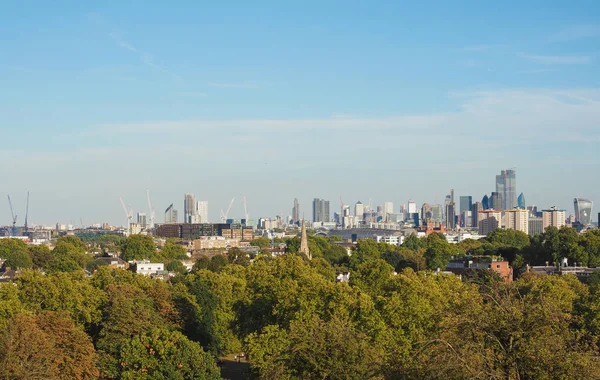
xmin=197 ymin=201 xmax=209 ymax=223
xmin=431 ymin=204 xmax=443 ymax=224
xmin=478 ymin=210 xmax=502 ymax=235
xmin=481 ymin=195 xmax=490 ymax=210
xmin=518 ymin=193 xmax=526 ymax=209
xmin=446 ymin=256 xmax=513 ymax=283
xmin=354 ymin=201 xmax=364 ymax=222
xmin=542 ymin=207 xmax=566 ymax=230
xmin=131 ymin=261 xmax=164 ymax=276
xmin=445 ymin=202 xmax=456 ymax=229
xmin=503 ymin=209 xmax=529 ymax=234
xmin=137 ymin=213 xmax=147 ymax=229
xmin=496 ymin=169 xmax=517 ymax=210
xmin=421 ymin=203 xmax=432 ymax=223
xmin=184 ymin=193 xmax=197 ymax=224
xmin=574 ymin=198 xmax=593 ymax=226
xmin=459 ymin=196 xmax=472 ymax=216
xmin=165 ymin=204 xmax=178 ymax=224
xmin=312 ymin=198 xmax=330 ymax=223
xmin=528 ymin=218 xmax=543 ymax=236
xmin=383 ymin=202 xmax=394 ymax=221
xmin=292 ymin=198 xmax=300 ymax=225
xmin=471 ymin=202 xmax=483 ymax=228
xmin=407 ymin=200 xmax=417 ymax=214
xmin=490 ymin=192 xmax=503 ymax=211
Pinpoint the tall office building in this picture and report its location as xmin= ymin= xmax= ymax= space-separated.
xmin=431 ymin=204 xmax=443 ymax=224
xmin=407 ymin=200 xmax=417 ymax=214
xmin=459 ymin=196 xmax=472 ymax=214
xmin=490 ymin=192 xmax=503 ymax=211
xmin=482 ymin=195 xmax=490 ymax=210
xmin=542 ymin=207 xmax=566 ymax=230
xmin=459 ymin=196 xmax=472 ymax=227
xmin=137 ymin=213 xmax=147 ymax=229
xmin=471 ymin=202 xmax=483 ymax=228
xmin=164 ymin=204 xmax=178 ymax=224
xmin=292 ymin=198 xmax=300 ymax=224
xmin=355 ymin=201 xmax=364 ymax=221
xmin=383 ymin=202 xmax=394 ymax=217
xmin=504 ymin=209 xmax=529 ymax=234
xmin=495 ymin=169 xmax=516 ymax=210
xmin=184 ymin=193 xmax=197 ymax=224
xmin=421 ymin=203 xmax=432 ymax=223
xmin=197 ymin=201 xmax=209 ymax=223
xmin=312 ymin=198 xmax=330 ymax=223
xmin=445 ymin=202 xmax=456 ymax=229
xmin=574 ymin=198 xmax=593 ymax=226
xmin=518 ymin=193 xmax=526 ymax=209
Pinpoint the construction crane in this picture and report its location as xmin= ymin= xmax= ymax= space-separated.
xmin=243 ymin=195 xmax=249 ymax=221
xmin=119 ymin=197 xmax=133 ymax=227
xmin=24 ymin=191 xmax=29 ymax=232
xmin=146 ymin=189 xmax=156 ymax=229
xmin=221 ymin=198 xmax=235 ymax=222
xmin=7 ymin=195 xmax=17 ymax=236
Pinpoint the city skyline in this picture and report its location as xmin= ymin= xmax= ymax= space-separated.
xmin=1 ymin=2 xmax=599 ymax=225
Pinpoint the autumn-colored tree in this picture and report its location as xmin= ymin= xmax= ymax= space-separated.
xmin=0 ymin=312 xmax=99 ymax=379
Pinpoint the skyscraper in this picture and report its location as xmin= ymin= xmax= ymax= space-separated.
xmin=495 ymin=169 xmax=516 ymax=210
xmin=407 ymin=200 xmax=417 ymax=214
xmin=459 ymin=196 xmax=472 ymax=215
xmin=504 ymin=209 xmax=529 ymax=234
xmin=517 ymin=193 xmax=526 ymax=209
xmin=574 ymin=198 xmax=593 ymax=226
xmin=482 ymin=195 xmax=490 ymax=210
xmin=383 ymin=202 xmax=394 ymax=218
xmin=184 ymin=193 xmax=197 ymax=224
xmin=197 ymin=201 xmax=209 ymax=223
xmin=137 ymin=213 xmax=147 ymax=229
xmin=292 ymin=198 xmax=300 ymax=225
xmin=421 ymin=203 xmax=432 ymax=223
xmin=431 ymin=204 xmax=443 ymax=224
xmin=471 ymin=202 xmax=483 ymax=228
xmin=355 ymin=201 xmax=364 ymax=221
xmin=490 ymin=192 xmax=503 ymax=211
xmin=164 ymin=204 xmax=178 ymax=224
xmin=445 ymin=202 xmax=456 ymax=229
xmin=312 ymin=198 xmax=330 ymax=223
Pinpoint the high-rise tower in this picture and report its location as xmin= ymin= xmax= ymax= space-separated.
xmin=184 ymin=193 xmax=197 ymax=224
xmin=574 ymin=198 xmax=593 ymax=226
xmin=495 ymin=169 xmax=516 ymax=210
xmin=292 ymin=198 xmax=300 ymax=225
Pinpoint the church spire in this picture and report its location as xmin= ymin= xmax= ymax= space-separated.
xmin=299 ymin=219 xmax=311 ymax=260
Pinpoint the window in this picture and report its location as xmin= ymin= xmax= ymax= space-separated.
xmin=496 ymin=264 xmax=501 ymax=269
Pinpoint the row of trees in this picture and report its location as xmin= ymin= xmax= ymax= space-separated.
xmin=1 ymin=227 xmax=600 ymax=378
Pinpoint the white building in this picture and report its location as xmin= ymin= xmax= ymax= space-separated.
xmin=376 ymin=235 xmax=404 ymax=246
xmin=197 ymin=201 xmax=209 ymax=223
xmin=542 ymin=207 xmax=566 ymax=230
xmin=504 ymin=209 xmax=529 ymax=234
xmin=131 ymin=261 xmax=164 ymax=276
xmin=408 ymin=200 xmax=417 ymax=214
xmin=355 ymin=202 xmax=364 ymax=221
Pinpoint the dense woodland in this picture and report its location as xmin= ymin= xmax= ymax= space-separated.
xmin=1 ymin=228 xmax=600 ymax=379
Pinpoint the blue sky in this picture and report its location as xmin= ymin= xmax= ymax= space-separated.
xmin=1 ymin=1 xmax=599 ymax=226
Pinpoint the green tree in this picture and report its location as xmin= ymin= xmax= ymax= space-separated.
xmin=166 ymin=260 xmax=188 ymax=274
xmin=0 ymin=238 xmax=33 ymax=269
xmin=157 ymin=241 xmax=188 ymax=261
xmin=28 ymin=244 xmax=53 ymax=269
xmin=350 ymin=259 xmax=394 ymax=297
xmin=424 ymin=233 xmax=459 ymax=270
xmin=250 ymin=237 xmax=271 ymax=248
xmin=120 ymin=234 xmax=156 ymax=261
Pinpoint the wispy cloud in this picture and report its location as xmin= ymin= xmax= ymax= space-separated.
xmin=550 ymin=25 xmax=600 ymax=42
xmin=108 ymin=31 xmax=183 ymax=82
xmin=517 ymin=53 xmax=592 ymax=64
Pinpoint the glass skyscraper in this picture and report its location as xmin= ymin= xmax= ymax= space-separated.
xmin=495 ymin=169 xmax=516 ymax=210
xmin=482 ymin=195 xmax=490 ymax=210
xmin=518 ymin=193 xmax=526 ymax=209
xmin=574 ymin=198 xmax=593 ymax=226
